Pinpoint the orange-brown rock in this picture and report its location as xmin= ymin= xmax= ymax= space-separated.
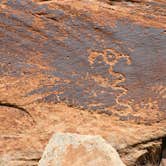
xmin=0 ymin=0 xmax=166 ymax=165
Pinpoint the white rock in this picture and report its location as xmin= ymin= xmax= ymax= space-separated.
xmin=39 ymin=132 xmax=126 ymax=166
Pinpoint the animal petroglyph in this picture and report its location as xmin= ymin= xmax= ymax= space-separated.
xmin=152 ymin=84 xmax=166 ymax=99
xmin=89 ymin=48 xmax=133 ymax=111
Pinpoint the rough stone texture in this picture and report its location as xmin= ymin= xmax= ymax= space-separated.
xmin=0 ymin=151 xmax=41 ymax=166
xmin=39 ymin=133 xmax=126 ymax=166
xmin=0 ymin=0 xmax=166 ymax=165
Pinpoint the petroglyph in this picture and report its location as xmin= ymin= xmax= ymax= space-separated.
xmin=89 ymin=48 xmax=132 ymax=111
xmin=152 ymin=84 xmax=166 ymax=99
xmin=135 ymin=98 xmax=159 ymax=112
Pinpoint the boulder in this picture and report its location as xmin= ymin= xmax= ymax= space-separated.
xmin=160 ymin=159 xmax=166 ymax=166
xmin=39 ymin=133 xmax=125 ymax=166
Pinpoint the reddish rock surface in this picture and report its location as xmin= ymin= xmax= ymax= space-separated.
xmin=0 ymin=0 xmax=166 ymax=165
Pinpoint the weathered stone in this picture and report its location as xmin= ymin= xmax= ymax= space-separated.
xmin=0 ymin=0 xmax=165 ymax=165
xmin=39 ymin=133 xmax=126 ymax=166
xmin=0 ymin=151 xmax=41 ymax=166
xmin=160 ymin=159 xmax=166 ymax=166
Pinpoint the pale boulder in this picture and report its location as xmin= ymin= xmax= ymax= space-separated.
xmin=160 ymin=159 xmax=166 ymax=166
xmin=39 ymin=133 xmax=126 ymax=166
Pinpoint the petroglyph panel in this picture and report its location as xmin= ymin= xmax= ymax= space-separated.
xmin=0 ymin=0 xmax=166 ymax=123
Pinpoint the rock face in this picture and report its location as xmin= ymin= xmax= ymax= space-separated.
xmin=0 ymin=0 xmax=166 ymax=165
xmin=39 ymin=133 xmax=126 ymax=166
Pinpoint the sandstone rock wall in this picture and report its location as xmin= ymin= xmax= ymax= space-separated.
xmin=0 ymin=0 xmax=165 ymax=165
